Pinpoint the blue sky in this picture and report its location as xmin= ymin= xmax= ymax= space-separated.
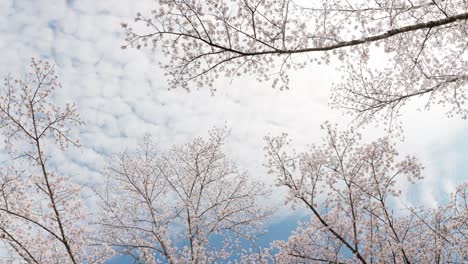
xmin=104 ymin=215 xmax=306 ymax=263
xmin=0 ymin=0 xmax=467 ymax=262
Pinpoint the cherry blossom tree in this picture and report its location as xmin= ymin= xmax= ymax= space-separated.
xmin=96 ymin=128 xmax=272 ymax=263
xmin=0 ymin=59 xmax=109 ymax=264
xmin=400 ymin=182 xmax=468 ymax=263
xmin=264 ymin=123 xmax=467 ymax=263
xmin=123 ymin=0 xmax=467 ymax=125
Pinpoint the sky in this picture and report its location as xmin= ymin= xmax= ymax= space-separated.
xmin=0 ymin=0 xmax=467 ymax=262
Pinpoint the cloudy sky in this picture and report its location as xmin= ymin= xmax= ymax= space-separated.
xmin=1 ymin=0 xmax=467 ymax=260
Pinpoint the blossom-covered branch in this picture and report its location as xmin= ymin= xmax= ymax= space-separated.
xmin=97 ymin=128 xmax=272 ymax=263
xmin=265 ymin=123 xmax=466 ymax=263
xmin=124 ymin=0 xmax=467 ymax=126
xmin=0 ymin=59 xmax=110 ymax=264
